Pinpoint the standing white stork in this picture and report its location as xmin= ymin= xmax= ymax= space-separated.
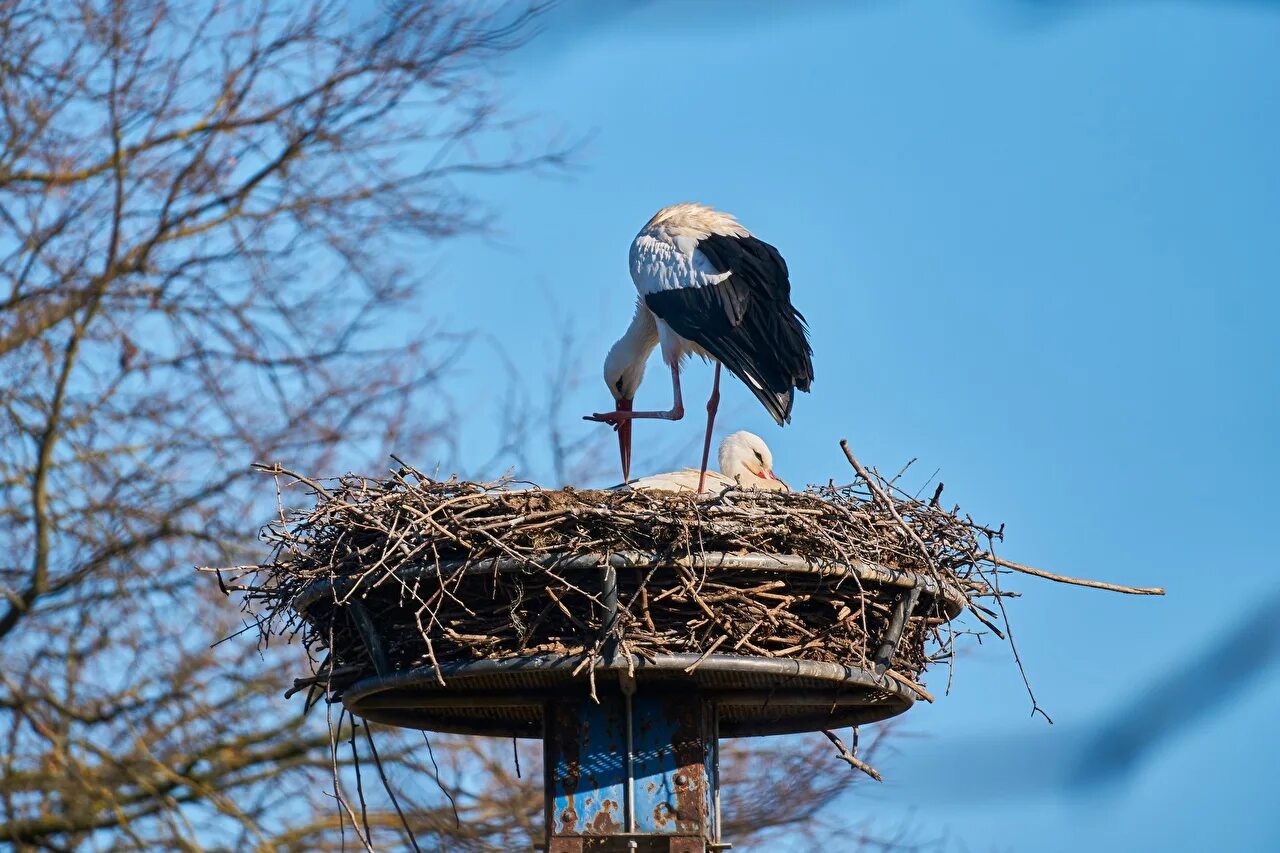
xmin=616 ymin=431 xmax=789 ymax=493
xmin=586 ymin=202 xmax=814 ymax=491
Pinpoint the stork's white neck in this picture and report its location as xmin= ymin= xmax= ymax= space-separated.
xmin=603 ymin=299 xmax=658 ymax=400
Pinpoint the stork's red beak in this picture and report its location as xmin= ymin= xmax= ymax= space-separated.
xmin=617 ymin=398 xmax=632 ymax=483
xmin=759 ymin=468 xmax=789 ymax=489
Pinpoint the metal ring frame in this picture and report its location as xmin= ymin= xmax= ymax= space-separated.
xmin=293 ymin=550 xmax=967 ymax=617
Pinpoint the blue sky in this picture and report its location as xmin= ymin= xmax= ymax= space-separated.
xmin=413 ymin=2 xmax=1280 ymax=849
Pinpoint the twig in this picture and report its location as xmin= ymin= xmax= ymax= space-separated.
xmin=840 ymin=439 xmax=942 ymax=583
xmin=362 ymin=723 xmax=424 ymax=853
xmin=965 ymin=604 xmax=1007 ymax=640
xmin=349 ymin=719 xmax=371 ymax=846
xmin=884 ymin=668 xmax=935 ymax=703
xmin=984 ymin=554 xmax=1165 ymax=596
xmin=988 ymin=541 xmax=1053 ymax=724
xmin=422 ymin=732 xmax=460 ymax=829
xmin=683 ymin=635 xmax=727 ymax=673
xmin=327 ymin=708 xmax=375 ymax=853
xmin=822 ymin=729 xmax=882 ymax=782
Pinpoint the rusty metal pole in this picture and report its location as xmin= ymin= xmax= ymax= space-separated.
xmin=544 ymin=687 xmax=718 ymax=852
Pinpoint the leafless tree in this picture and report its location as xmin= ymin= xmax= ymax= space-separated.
xmin=0 ymin=2 xmax=894 ymax=849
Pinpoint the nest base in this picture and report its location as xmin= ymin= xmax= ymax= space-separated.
xmin=341 ymin=650 xmax=914 ymax=738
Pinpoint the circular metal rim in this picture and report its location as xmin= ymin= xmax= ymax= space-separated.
xmin=341 ymin=652 xmax=916 ymax=739
xmin=294 ymin=550 xmax=968 ymax=619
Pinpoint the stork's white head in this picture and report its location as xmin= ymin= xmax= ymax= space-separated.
xmin=718 ymin=431 xmax=786 ymax=488
xmin=603 ymin=336 xmax=647 ymax=405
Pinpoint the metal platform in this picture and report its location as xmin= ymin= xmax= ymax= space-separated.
xmin=342 ymin=651 xmax=914 ymax=738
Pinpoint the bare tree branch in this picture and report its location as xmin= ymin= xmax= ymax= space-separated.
xmin=0 ymin=3 xmax=907 ymax=850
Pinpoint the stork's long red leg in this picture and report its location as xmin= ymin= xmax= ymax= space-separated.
xmin=585 ymin=363 xmax=685 ymax=423
xmin=697 ymin=362 xmax=722 ymax=494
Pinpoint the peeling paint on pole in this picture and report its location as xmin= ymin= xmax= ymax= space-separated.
xmin=633 ymin=694 xmax=712 ymax=836
xmin=545 ymin=689 xmax=714 ymax=850
xmin=546 ymin=698 xmax=626 ymax=836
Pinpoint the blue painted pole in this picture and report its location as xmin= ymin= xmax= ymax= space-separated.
xmin=544 ymin=685 xmax=718 ymax=852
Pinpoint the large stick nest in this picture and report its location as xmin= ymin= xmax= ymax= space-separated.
xmin=216 ymin=443 xmax=1070 ymax=707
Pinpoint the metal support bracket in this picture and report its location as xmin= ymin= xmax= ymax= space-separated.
xmin=873 ymin=582 xmax=922 ymax=675
xmin=347 ymin=599 xmax=391 ymax=678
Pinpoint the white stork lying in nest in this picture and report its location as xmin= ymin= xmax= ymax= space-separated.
xmin=616 ymin=431 xmax=789 ymax=494
xmin=586 ymin=202 xmax=814 ymax=492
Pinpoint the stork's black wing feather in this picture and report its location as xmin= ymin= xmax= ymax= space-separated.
xmin=644 ymin=233 xmax=813 ymax=425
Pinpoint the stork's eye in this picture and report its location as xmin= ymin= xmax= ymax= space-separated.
xmin=754 ymin=451 xmax=764 ymax=463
